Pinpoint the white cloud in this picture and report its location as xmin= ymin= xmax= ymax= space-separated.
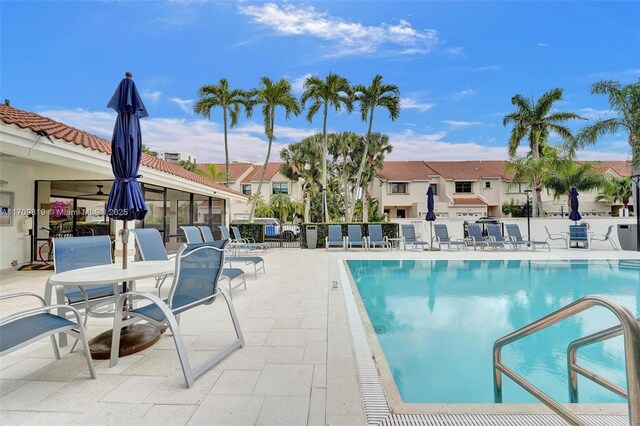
xmin=445 ymin=46 xmax=464 ymax=56
xmin=387 ymin=130 xmax=518 ymax=160
xmin=442 ymin=120 xmax=482 ymax=127
xmin=238 ymin=3 xmax=439 ymax=57
xmin=36 ymin=108 xmax=318 ymax=163
xmin=575 ymin=149 xmax=630 ymax=161
xmin=452 ymin=89 xmax=476 ymax=100
xmin=470 ymin=65 xmax=501 ymax=72
xmin=169 ymin=97 xmax=194 ymax=114
xmin=579 ymin=108 xmax=615 ymax=120
xmin=538 ymin=43 xmax=549 ymax=47
xmin=400 ymin=97 xmax=434 ymax=113
xmin=291 ymin=73 xmax=314 ymax=94
xmin=142 ymin=90 xmax=162 ymax=104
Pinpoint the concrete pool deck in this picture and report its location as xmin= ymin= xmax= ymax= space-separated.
xmin=0 ymin=244 xmax=638 ymax=425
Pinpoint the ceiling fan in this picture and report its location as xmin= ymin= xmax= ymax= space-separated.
xmin=77 ymin=184 xmax=109 ymax=198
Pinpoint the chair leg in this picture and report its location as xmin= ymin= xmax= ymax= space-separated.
xmin=166 ymin=314 xmax=195 ymax=388
xmin=109 ymin=312 xmax=124 ymax=368
xmin=49 ymin=335 xmax=61 ymax=360
xmin=75 ymin=326 xmax=96 ymax=379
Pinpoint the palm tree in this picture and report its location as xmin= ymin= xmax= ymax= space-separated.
xmin=301 ymin=73 xmax=353 ymax=222
xmin=328 ymin=131 xmax=360 ymax=221
xmin=597 ymin=176 xmax=633 ymax=211
xmin=577 ymin=79 xmax=640 ymax=167
xmin=279 ymin=134 xmax=323 ymax=222
xmin=503 ymin=88 xmax=584 ymax=216
xmin=195 ymin=164 xmax=226 ymax=182
xmin=543 ymin=161 xmax=607 ymax=211
xmin=350 ymin=75 xmax=400 ymax=221
xmin=245 ymin=77 xmax=301 ymax=220
xmin=193 ymin=78 xmax=245 ymax=187
xmin=357 ymin=133 xmax=393 ymax=221
xmin=269 ymin=193 xmax=293 ymax=221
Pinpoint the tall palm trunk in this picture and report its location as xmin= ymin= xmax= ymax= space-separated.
xmin=361 ymin=185 xmax=369 ymax=222
xmin=249 ymin=109 xmax=275 ymax=221
xmin=349 ymin=109 xmax=374 ymax=221
xmin=223 ymin=108 xmax=230 ymax=187
xmin=304 ymin=192 xmax=311 ymax=223
xmin=531 ymin=132 xmax=542 ymax=217
xmin=342 ymin=146 xmax=350 ymax=221
xmin=322 ymin=103 xmax=329 ymax=222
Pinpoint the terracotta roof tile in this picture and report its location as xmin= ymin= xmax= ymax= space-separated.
xmin=452 ymin=197 xmax=487 ymax=205
xmin=0 ymin=104 xmax=242 ymax=196
xmin=197 ymin=162 xmax=255 ymax=182
xmin=243 ymin=162 xmax=285 ymax=183
xmin=425 ymin=161 xmax=510 ymax=180
xmin=378 ymin=161 xmax=437 ymax=181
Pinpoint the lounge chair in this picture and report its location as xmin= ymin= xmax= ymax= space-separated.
xmin=544 ymin=225 xmax=568 ymax=247
xmin=347 ymin=225 xmax=367 ymax=250
xmin=505 ymin=224 xmax=550 ymax=251
xmin=367 ymin=224 xmax=391 ymax=250
xmin=589 ymin=225 xmax=618 ymax=251
xmin=325 ymin=225 xmax=345 ymax=250
xmin=1 ymin=292 xmax=96 ymax=379
xmin=181 ymin=226 xmax=246 ymax=296
xmin=432 ymin=224 xmax=466 ymax=250
xmin=110 ymin=240 xmax=244 ymax=388
xmin=400 ymin=224 xmax=430 ymax=250
xmin=199 ymin=226 xmax=265 ymax=278
xmin=486 ymin=224 xmax=511 ymax=250
xmin=466 ymin=223 xmax=502 ymax=250
xmin=131 ymin=228 xmax=174 ymax=294
xmin=232 ymin=226 xmax=271 ymax=252
xmin=568 ymin=224 xmax=590 ymax=250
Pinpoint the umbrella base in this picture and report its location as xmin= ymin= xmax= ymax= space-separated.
xmin=89 ymin=324 xmax=161 ymax=360
xmin=428 ymin=247 xmax=440 ymax=251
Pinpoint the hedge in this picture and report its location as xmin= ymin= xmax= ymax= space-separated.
xmin=299 ymin=222 xmax=399 ymax=248
xmin=230 ymin=223 xmax=265 ymax=243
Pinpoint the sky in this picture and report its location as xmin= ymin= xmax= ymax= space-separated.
xmin=2 ymin=1 xmax=639 ymax=164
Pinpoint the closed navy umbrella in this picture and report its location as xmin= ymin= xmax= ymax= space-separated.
xmin=106 ymin=72 xmax=148 ymax=270
xmin=569 ymin=187 xmax=582 ymax=224
xmin=425 ymin=186 xmax=437 ymax=250
xmin=90 ymin=73 xmax=158 ymax=360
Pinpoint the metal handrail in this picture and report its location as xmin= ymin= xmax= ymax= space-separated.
xmin=567 ymin=317 xmax=640 ymax=402
xmin=493 ymin=295 xmax=640 ymax=426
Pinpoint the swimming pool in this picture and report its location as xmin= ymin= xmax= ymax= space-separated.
xmin=347 ymin=259 xmax=640 ymax=404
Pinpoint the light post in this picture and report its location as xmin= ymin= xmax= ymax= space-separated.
xmin=631 ymin=174 xmax=640 ymax=252
xmin=524 ymin=189 xmax=532 ymax=242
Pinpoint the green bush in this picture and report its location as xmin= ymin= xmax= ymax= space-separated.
xmin=230 ymin=223 xmax=265 ymax=243
xmin=300 ymin=222 xmax=399 ymax=248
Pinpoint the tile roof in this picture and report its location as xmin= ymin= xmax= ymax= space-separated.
xmin=452 ymin=197 xmax=487 ymax=206
xmin=0 ymin=104 xmax=242 ymax=196
xmin=587 ymin=161 xmax=631 ymax=177
xmin=425 ymin=161 xmax=510 ymax=180
xmin=378 ymin=161 xmax=437 ymax=181
xmin=242 ymin=162 xmax=286 ymax=183
xmin=197 ymin=162 xmax=255 ymax=182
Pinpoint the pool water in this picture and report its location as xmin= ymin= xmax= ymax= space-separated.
xmin=347 ymin=259 xmax=640 ymax=404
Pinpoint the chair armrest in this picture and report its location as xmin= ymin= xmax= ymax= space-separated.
xmin=1 ymin=304 xmax=84 ymax=327
xmin=0 ymin=292 xmax=47 ymax=305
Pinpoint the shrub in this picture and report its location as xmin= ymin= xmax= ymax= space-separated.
xmin=230 ymin=223 xmax=265 ymax=243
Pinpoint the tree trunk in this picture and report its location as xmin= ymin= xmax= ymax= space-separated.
xmin=361 ymin=186 xmax=369 ymax=222
xmin=531 ymin=133 xmax=542 ymax=217
xmin=223 ymin=108 xmax=230 ymax=187
xmin=304 ymin=192 xmax=311 ymax=223
xmin=322 ymin=103 xmax=329 ymax=222
xmin=349 ymin=109 xmax=374 ymax=221
xmin=342 ymin=151 xmax=350 ymax=221
xmin=249 ymin=109 xmax=274 ymax=221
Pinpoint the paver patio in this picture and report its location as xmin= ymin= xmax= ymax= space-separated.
xmin=1 ymin=244 xmax=637 ymax=425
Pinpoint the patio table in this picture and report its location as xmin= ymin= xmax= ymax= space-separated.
xmin=45 ymin=260 xmax=174 ymax=359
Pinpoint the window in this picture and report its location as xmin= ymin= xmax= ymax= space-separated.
xmin=429 ymin=184 xmax=438 ymax=195
xmin=484 ymin=181 xmax=491 ymax=189
xmin=272 ymin=182 xmax=288 ymax=194
xmin=241 ymin=184 xmax=251 ymax=196
xmin=390 ymin=182 xmax=407 ymax=194
xmin=455 ymin=182 xmax=472 ymax=193
xmin=396 ymin=209 xmax=406 ymax=218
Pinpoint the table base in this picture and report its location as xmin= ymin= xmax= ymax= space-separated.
xmin=89 ymin=324 xmax=161 ymax=360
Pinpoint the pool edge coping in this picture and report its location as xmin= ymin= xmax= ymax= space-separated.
xmin=337 ymin=258 xmax=630 ymax=419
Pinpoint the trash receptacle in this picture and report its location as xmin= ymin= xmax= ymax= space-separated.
xmin=306 ymin=225 xmax=318 ymax=249
xmin=617 ymin=224 xmax=638 ymax=251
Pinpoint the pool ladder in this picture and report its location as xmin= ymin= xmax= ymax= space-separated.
xmin=493 ymin=295 xmax=640 ymax=426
